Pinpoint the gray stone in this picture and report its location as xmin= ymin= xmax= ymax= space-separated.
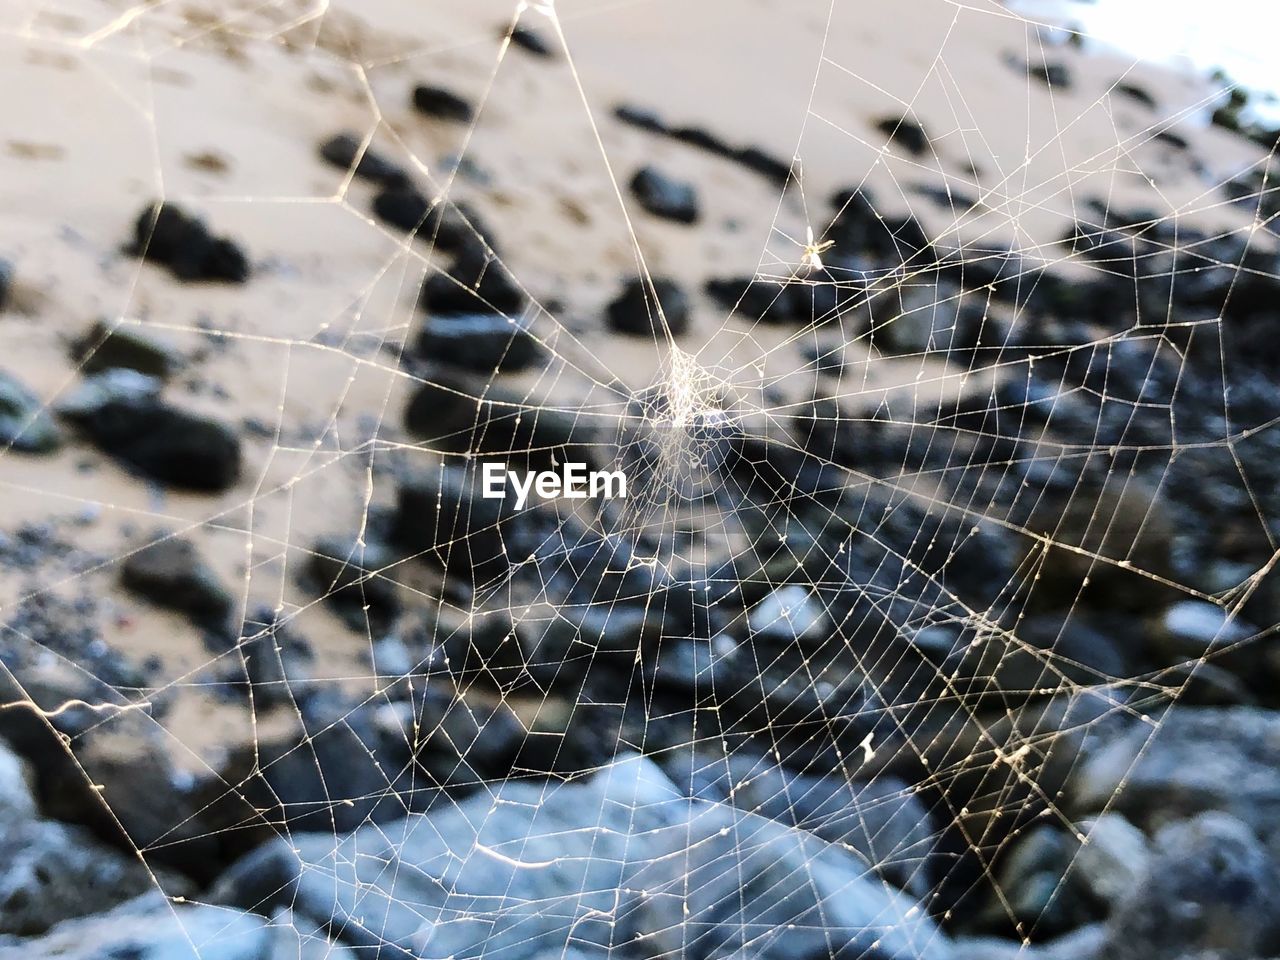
xmin=122 ymin=534 xmax=233 ymax=636
xmin=0 ymin=891 xmax=271 ymax=960
xmin=668 ymin=748 xmax=938 ymax=898
xmin=58 ymin=370 xmax=241 ymax=491
xmin=980 ymin=824 xmax=1080 ymax=935
xmin=0 ymin=818 xmax=162 ymax=936
xmin=606 ymin=276 xmax=690 ymax=337
xmin=266 ymin=908 xmax=357 ymax=960
xmin=0 ymin=740 xmax=35 ymax=823
xmin=1069 ymin=813 xmax=1150 ymax=907
xmin=214 ymin=754 xmax=950 ymax=960
xmin=0 ymin=369 xmax=61 ymax=453
xmin=1101 ymin=812 xmax=1280 ymax=960
xmin=748 ymin=584 xmax=828 ymax=643
xmin=1070 ymin=707 xmax=1280 ymax=842
xmin=1151 ymin=600 xmax=1254 ymax=665
xmin=629 ymin=166 xmax=699 ymax=224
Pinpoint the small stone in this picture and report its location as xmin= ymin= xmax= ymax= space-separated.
xmin=508 ymin=24 xmax=553 ymax=57
xmin=1102 ymin=812 xmax=1280 ymax=960
xmin=1070 ymin=813 xmax=1150 ymax=907
xmin=733 ymin=145 xmax=791 ymax=185
xmin=58 ymin=371 xmax=241 ymax=491
xmin=234 ymin=607 xmax=313 ymax=708
xmin=1029 ymin=61 xmax=1072 ymax=88
xmin=0 ymin=370 xmax=62 ymax=453
xmin=748 ymin=585 xmax=827 ymax=643
xmin=415 ymin=312 xmax=541 ymax=373
xmin=705 ymin=276 xmax=799 ymax=323
xmin=126 ymin=202 xmax=249 ymax=283
xmin=1114 ymin=82 xmax=1156 ymax=109
xmin=304 ymin=535 xmax=402 ymax=633
xmin=419 ymin=252 xmax=523 ymax=317
xmin=318 ymin=133 xmax=407 ymax=186
xmin=629 ymin=166 xmax=699 ymax=224
xmin=875 ymin=116 xmax=929 ymax=155
xmin=606 ymin=276 xmax=690 ymax=337
xmin=403 ymin=370 xmax=594 ymax=469
xmin=71 ymin=318 xmax=183 ymax=379
xmin=614 ymin=103 xmax=667 ymax=133
xmin=121 ymin=534 xmax=233 ymax=632
xmin=412 ymin=84 xmax=475 ymax=123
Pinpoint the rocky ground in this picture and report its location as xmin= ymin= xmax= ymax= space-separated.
xmin=2 ymin=1 xmax=1280 ymax=959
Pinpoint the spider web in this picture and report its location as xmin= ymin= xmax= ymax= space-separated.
xmin=0 ymin=0 xmax=1278 ymax=957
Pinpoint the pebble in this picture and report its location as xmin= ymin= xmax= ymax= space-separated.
xmin=629 ymin=166 xmax=700 ymax=224
xmin=411 ymin=84 xmax=475 ymax=123
xmin=126 ymin=202 xmax=250 ymax=284
xmin=606 ymin=276 xmax=690 ymax=337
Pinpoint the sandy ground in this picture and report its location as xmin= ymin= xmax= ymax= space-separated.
xmin=0 ymin=0 xmax=1272 ymax=771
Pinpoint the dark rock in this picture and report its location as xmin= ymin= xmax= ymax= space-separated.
xmin=373 ymin=189 xmax=495 ymax=255
xmin=606 ymin=276 xmax=690 ymax=337
xmin=530 ymin=527 xmax=669 ymax=607
xmin=318 ymin=133 xmax=408 ymax=186
xmin=232 ymin=607 xmax=313 ymax=708
xmin=126 ymin=202 xmax=250 ymax=283
xmin=705 ymin=276 xmax=800 ymax=323
xmin=629 ymin=166 xmax=699 ymax=224
xmin=0 ymin=741 xmax=168 ymax=936
xmin=71 ymin=318 xmax=183 ymax=379
xmin=509 ymin=24 xmax=554 ymax=57
xmin=418 ymin=251 xmax=523 ymax=316
xmin=57 ymin=371 xmax=242 ymax=491
xmin=213 ymin=755 xmax=949 ymax=960
xmin=1101 ymin=812 xmax=1280 ymax=960
xmin=231 ymin=695 xmax=416 ymax=833
xmin=613 ymin=103 xmax=667 ymax=133
xmin=303 ymin=535 xmax=402 ymax=633
xmin=975 ymin=824 xmax=1085 ymax=937
xmin=1152 ymin=128 xmax=1188 ymax=149
xmin=38 ymin=713 xmax=224 ymax=883
xmin=0 ymin=814 xmax=162 ymax=942
xmin=0 ymin=259 xmax=10 ymax=312
xmin=733 ymin=145 xmax=792 ymax=184
xmin=372 ymin=184 xmax=430 ymax=233
xmin=0 ymin=370 xmax=61 ymax=453
xmin=0 ymin=891 xmax=271 ymax=960
xmin=1028 ymin=61 xmax=1071 ymax=88
xmin=948 ymin=613 xmax=1130 ymax=705
xmin=415 ymin=311 xmax=541 ymax=373
xmin=410 ymin=686 xmax=526 ymax=782
xmin=393 ymin=463 xmax=523 ymax=587
xmin=403 ymin=370 xmax=596 ymax=470
xmin=1113 ymin=81 xmax=1156 ymax=109
xmin=121 ymin=534 xmax=233 ymax=633
xmin=829 ymin=187 xmax=932 ymax=264
xmin=875 ymin=116 xmax=930 ymax=155
xmin=669 ymin=124 xmax=729 ymax=154
xmin=411 ymin=84 xmax=474 ymax=123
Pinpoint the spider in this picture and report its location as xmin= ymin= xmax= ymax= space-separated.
xmin=798 ymin=225 xmax=835 ymax=276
